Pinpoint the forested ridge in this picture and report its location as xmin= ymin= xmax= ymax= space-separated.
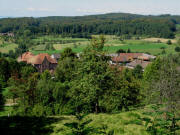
xmin=0 ymin=13 xmax=179 ymax=38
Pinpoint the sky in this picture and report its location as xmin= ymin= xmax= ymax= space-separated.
xmin=0 ymin=0 xmax=180 ymax=17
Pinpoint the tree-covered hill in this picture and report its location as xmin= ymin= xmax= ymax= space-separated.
xmin=0 ymin=13 xmax=180 ymax=38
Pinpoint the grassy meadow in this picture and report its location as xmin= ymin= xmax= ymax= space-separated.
xmin=1 ymin=106 xmax=180 ymax=135
xmin=0 ymin=43 xmax=18 ymax=53
xmin=0 ymin=38 xmax=18 ymax=53
xmin=30 ymin=35 xmax=178 ymax=55
xmin=0 ymin=34 xmax=179 ymax=55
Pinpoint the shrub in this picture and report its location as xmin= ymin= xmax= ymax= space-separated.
xmin=175 ymin=46 xmax=180 ymax=52
xmin=160 ymin=47 xmax=165 ymax=49
xmin=167 ymin=40 xmax=172 ymax=45
xmin=116 ymin=49 xmax=126 ymax=53
xmin=32 ymin=104 xmax=45 ymax=116
xmin=157 ymin=40 xmax=161 ymax=43
xmin=127 ymin=48 xmax=131 ymax=53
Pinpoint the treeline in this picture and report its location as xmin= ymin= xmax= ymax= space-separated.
xmin=0 ymin=13 xmax=179 ymax=38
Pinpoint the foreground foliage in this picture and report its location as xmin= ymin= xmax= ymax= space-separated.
xmin=1 ymin=106 xmax=179 ymax=135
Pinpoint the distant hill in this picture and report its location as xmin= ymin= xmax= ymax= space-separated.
xmin=0 ymin=13 xmax=180 ymax=38
xmin=38 ymin=13 xmax=180 ymax=23
xmin=39 ymin=13 xmax=145 ymax=21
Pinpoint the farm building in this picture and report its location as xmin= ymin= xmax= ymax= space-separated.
xmin=18 ymin=52 xmax=58 ymax=72
xmin=126 ymin=59 xmax=151 ymax=70
xmin=17 ymin=52 xmax=35 ymax=62
xmin=110 ymin=53 xmax=155 ymax=69
xmin=110 ymin=53 xmax=144 ymax=64
xmin=51 ymin=54 xmax=61 ymax=61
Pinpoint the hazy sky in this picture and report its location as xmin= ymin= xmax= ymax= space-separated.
xmin=0 ymin=0 xmax=180 ymax=17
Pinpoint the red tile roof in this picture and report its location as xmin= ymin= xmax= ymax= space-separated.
xmin=112 ymin=53 xmax=143 ymax=62
xmin=127 ymin=60 xmax=151 ymax=69
xmin=17 ymin=52 xmax=34 ymax=62
xmin=119 ymin=53 xmax=143 ymax=58
xmin=27 ymin=53 xmax=57 ymax=64
xmin=18 ymin=52 xmax=57 ymax=65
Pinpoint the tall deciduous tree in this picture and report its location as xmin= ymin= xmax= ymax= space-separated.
xmin=60 ymin=47 xmax=76 ymax=60
xmin=55 ymin=48 xmax=77 ymax=83
xmin=145 ymin=55 xmax=180 ymax=134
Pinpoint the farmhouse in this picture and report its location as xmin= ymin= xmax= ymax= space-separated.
xmin=18 ymin=52 xmax=58 ymax=72
xmin=110 ymin=53 xmax=155 ymax=69
xmin=110 ymin=53 xmax=144 ymax=64
xmin=17 ymin=52 xmax=35 ymax=62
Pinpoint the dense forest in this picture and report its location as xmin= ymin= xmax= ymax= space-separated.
xmin=0 ymin=13 xmax=180 ymax=38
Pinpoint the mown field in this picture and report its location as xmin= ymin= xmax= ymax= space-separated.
xmin=0 ymin=34 xmax=179 ymax=55
xmin=0 ymin=43 xmax=18 ymax=53
xmin=30 ymin=35 xmax=178 ymax=55
xmin=1 ymin=106 xmax=180 ymax=135
xmin=0 ymin=38 xmax=18 ymax=53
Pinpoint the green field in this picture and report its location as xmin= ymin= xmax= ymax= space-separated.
xmin=104 ymin=41 xmax=176 ymax=55
xmin=0 ymin=37 xmax=18 ymax=53
xmin=31 ymin=36 xmax=90 ymax=54
xmin=32 ymin=35 xmax=88 ymax=45
xmin=30 ymin=35 xmax=177 ymax=55
xmin=0 ymin=35 xmax=178 ymax=56
xmin=0 ymin=43 xmax=18 ymax=53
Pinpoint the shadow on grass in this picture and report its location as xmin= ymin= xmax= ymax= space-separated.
xmin=0 ymin=116 xmax=67 ymax=135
